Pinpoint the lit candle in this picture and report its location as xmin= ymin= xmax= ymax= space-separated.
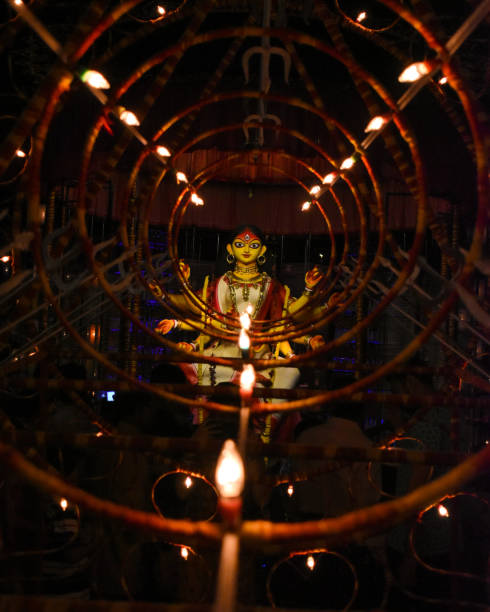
xmin=156 ymin=145 xmax=171 ymax=157
xmin=437 ymin=503 xmax=449 ymax=517
xmin=356 ymin=11 xmax=367 ymax=23
xmin=59 ymin=498 xmax=68 ymax=511
xmin=340 ymin=156 xmax=355 ymax=170
xmin=119 ymin=108 xmax=140 ymax=126
xmin=365 ymin=115 xmax=388 ymax=132
xmin=176 ymin=171 xmax=188 ymax=183
xmin=239 ymin=363 xmax=255 ymax=400
xmin=180 ymin=546 xmax=189 ymax=560
xmin=322 ymin=172 xmax=336 ymax=185
xmin=309 ymin=185 xmax=321 ymax=195
xmin=81 ymin=70 xmax=110 ymax=89
xmin=184 ymin=475 xmax=193 ymax=488
xmin=190 ymin=193 xmax=204 ymax=206
xmin=301 ymin=201 xmax=311 ymax=211
xmin=398 ymin=61 xmax=430 ymax=83
xmin=306 ymin=555 xmax=315 ymax=570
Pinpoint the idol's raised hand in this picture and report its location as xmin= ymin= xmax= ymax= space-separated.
xmin=155 ymin=319 xmax=179 ymax=334
xmin=304 ymin=265 xmax=323 ymax=291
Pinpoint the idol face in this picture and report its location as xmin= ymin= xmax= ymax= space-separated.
xmin=226 ymin=229 xmax=266 ymax=265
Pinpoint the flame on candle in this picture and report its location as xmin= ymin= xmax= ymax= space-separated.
xmin=306 ymin=555 xmax=315 ymax=570
xmin=287 ymin=484 xmax=294 ymax=497
xmin=184 ymin=475 xmax=193 ymax=489
xmin=190 ymin=193 xmax=204 ymax=206
xmin=1 ymin=255 xmax=11 ymax=263
xmin=437 ymin=504 xmax=449 ymax=518
xmin=356 ymin=11 xmax=367 ymax=22
xmin=180 ymin=546 xmax=189 ymax=560
xmin=239 ymin=328 xmax=250 ymax=350
xmin=340 ymin=156 xmax=355 ymax=170
xmin=239 ymin=310 xmax=251 ymax=330
xmin=215 ymin=439 xmax=245 ymax=498
xmin=119 ymin=109 xmax=140 ymax=126
xmin=240 ymin=363 xmax=255 ymax=393
xmin=398 ymin=61 xmax=430 ymax=83
xmin=322 ymin=172 xmax=336 ymax=185
xmin=15 ymin=149 xmax=26 ymax=158
xmin=176 ymin=171 xmax=188 ymax=183
xmin=81 ymin=70 xmax=110 ymax=89
xmin=365 ymin=115 xmax=388 ymax=132
xmin=60 ymin=498 xmax=68 ymax=511
xmin=156 ymin=145 xmax=171 ymax=157
xmin=309 ymin=185 xmax=321 ymax=195
xmin=301 ymin=201 xmax=311 ymax=211
xmin=157 ymin=5 xmax=166 ymax=15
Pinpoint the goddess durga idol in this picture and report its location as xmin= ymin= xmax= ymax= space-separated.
xmin=155 ymin=225 xmax=324 ymax=428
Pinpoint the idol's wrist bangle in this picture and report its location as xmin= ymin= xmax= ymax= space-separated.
xmin=303 ymin=286 xmax=314 ymax=296
xmin=174 ymin=320 xmax=181 ymax=330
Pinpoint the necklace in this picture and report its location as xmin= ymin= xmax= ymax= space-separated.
xmin=234 ymin=263 xmax=259 ymax=275
xmin=226 ymin=271 xmax=268 ymax=317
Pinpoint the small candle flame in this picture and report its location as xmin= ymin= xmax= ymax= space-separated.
xmin=180 ymin=546 xmax=189 ymax=560
xmin=287 ymin=484 xmax=294 ymax=497
xmin=437 ymin=504 xmax=449 ymax=518
xmin=239 ymin=310 xmax=251 ymax=330
xmin=60 ymin=498 xmax=68 ymax=511
xmin=306 ymin=555 xmax=315 ymax=570
xmin=239 ymin=328 xmax=250 ymax=350
xmin=184 ymin=476 xmax=193 ymax=489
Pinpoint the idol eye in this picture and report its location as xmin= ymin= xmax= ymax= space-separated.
xmin=234 ymin=241 xmax=244 ymax=248
xmin=249 ymin=242 xmax=261 ymax=249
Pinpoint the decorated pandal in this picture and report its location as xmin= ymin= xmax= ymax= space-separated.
xmin=0 ymin=1 xmax=489 ymax=610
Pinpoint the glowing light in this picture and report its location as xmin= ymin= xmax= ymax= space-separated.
xmin=356 ymin=11 xmax=367 ymax=23
xmin=15 ymin=149 xmax=26 ymax=158
xmin=157 ymin=4 xmax=166 ymax=15
xmin=176 ymin=171 xmax=188 ymax=183
xmin=190 ymin=193 xmax=204 ymax=206
xmin=246 ymin=304 xmax=253 ymax=314
xmin=322 ymin=172 xmax=336 ymax=185
xmin=287 ymin=484 xmax=294 ymax=497
xmin=96 ymin=431 xmax=103 ymax=437
xmin=215 ymin=439 xmax=245 ymax=498
xmin=239 ymin=310 xmax=251 ymax=331
xmin=1 ymin=255 xmax=11 ymax=263
xmin=180 ymin=546 xmax=189 ymax=560
xmin=340 ymin=156 xmax=355 ymax=170
xmin=309 ymin=185 xmax=321 ymax=195
xmin=238 ymin=328 xmax=250 ymax=350
xmin=301 ymin=201 xmax=311 ymax=211
xmin=14 ymin=0 xmax=23 ymax=5
xmin=306 ymin=555 xmax=315 ymax=570
xmin=240 ymin=363 xmax=255 ymax=394
xmin=438 ymin=76 xmax=448 ymax=85
xmin=398 ymin=61 xmax=430 ymax=83
xmin=59 ymin=498 xmax=68 ymax=511
xmin=119 ymin=108 xmax=140 ymax=126
xmin=156 ymin=145 xmax=171 ymax=157
xmin=81 ymin=70 xmax=110 ymax=89
xmin=437 ymin=504 xmax=449 ymax=517
xmin=184 ymin=475 xmax=193 ymax=489
xmin=365 ymin=115 xmax=388 ymax=132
